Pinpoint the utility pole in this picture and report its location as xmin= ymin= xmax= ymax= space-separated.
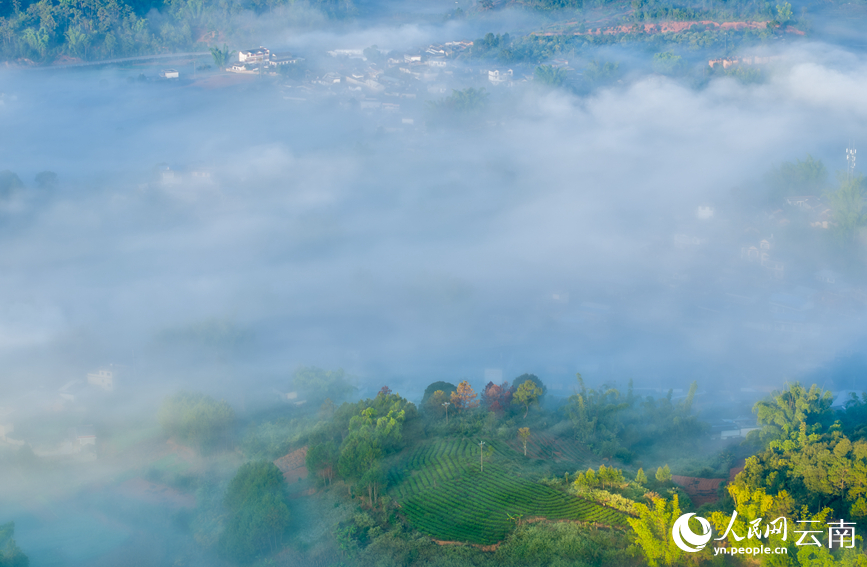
xmin=479 ymin=440 xmax=486 ymax=472
xmin=442 ymin=401 xmax=450 ymax=425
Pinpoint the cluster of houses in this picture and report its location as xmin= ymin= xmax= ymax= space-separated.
xmin=708 ymin=55 xmax=781 ymax=69
xmin=229 ymin=41 xmax=549 ymax=127
xmin=740 ymin=234 xmax=784 ymax=278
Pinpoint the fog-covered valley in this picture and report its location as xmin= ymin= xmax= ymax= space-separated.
xmin=3 ymin=3 xmax=867 ymax=563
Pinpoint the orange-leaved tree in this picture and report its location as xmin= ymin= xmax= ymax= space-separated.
xmin=450 ymin=380 xmax=479 ymax=411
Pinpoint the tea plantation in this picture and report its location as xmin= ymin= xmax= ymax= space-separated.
xmin=389 ymin=438 xmax=629 ymax=545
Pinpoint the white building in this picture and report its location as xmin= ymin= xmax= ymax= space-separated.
xmin=87 ymin=369 xmax=114 ymax=391
xmin=160 ymin=69 xmax=179 ymax=79
xmin=239 ymin=47 xmax=270 ymax=64
xmin=696 ymin=205 xmax=714 ymax=219
xmin=488 ymin=69 xmax=513 ymax=85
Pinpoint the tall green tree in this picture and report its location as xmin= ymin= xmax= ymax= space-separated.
xmin=209 ymin=44 xmax=235 ymax=69
xmin=513 ymin=380 xmax=542 ymax=418
xmin=534 ymin=64 xmax=567 ymax=86
xmin=0 ymin=522 xmax=28 ymax=567
xmin=826 ymin=174 xmax=867 ymax=244
xmin=627 ymin=495 xmax=695 ymax=567
xmin=655 ymin=464 xmax=671 ymax=482
xmin=220 ymin=461 xmax=290 ymax=562
xmin=0 ymin=171 xmax=23 ymax=199
xmin=765 ymin=154 xmax=828 ymax=202
xmin=752 ymin=382 xmax=833 ymax=447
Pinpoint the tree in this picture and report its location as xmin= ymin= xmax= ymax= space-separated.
xmin=157 ymin=391 xmax=235 ymax=451
xmin=765 ymin=154 xmax=828 ymax=202
xmin=512 ymin=373 xmax=547 ymax=398
xmin=826 ymin=174 xmax=867 ymax=244
xmin=427 ymin=88 xmax=489 ymax=114
xmin=534 ymin=64 xmax=567 ymax=86
xmin=362 ymin=45 xmax=383 ymax=63
xmin=597 ymin=464 xmax=625 ymax=489
xmin=776 ymin=1 xmax=793 ymax=24
xmin=655 ymin=464 xmax=671 ymax=482
xmin=583 ymin=60 xmax=620 ymax=84
xmin=221 ymin=461 xmax=290 ymax=562
xmin=651 ymin=52 xmax=684 ymax=75
xmin=753 ymin=382 xmax=833 ymax=446
xmin=512 ymin=379 xmax=542 ymax=418
xmin=306 ymin=441 xmax=338 ymax=486
xmin=0 ymin=171 xmax=23 ymax=199
xmin=627 ymin=495 xmax=693 ymax=567
xmin=210 ymin=44 xmax=235 ymax=69
xmin=635 ymin=468 xmax=648 ymax=485
xmin=518 ymin=427 xmax=531 ymax=456
xmin=34 ymin=171 xmax=57 ymax=190
xmin=0 ymin=522 xmax=29 ymax=567
xmin=421 ymin=381 xmax=457 ymax=407
xmin=482 ymin=381 xmax=511 ymax=412
xmin=450 ymin=380 xmax=479 ymax=411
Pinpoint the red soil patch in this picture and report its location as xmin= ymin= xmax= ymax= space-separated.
xmin=274 ymin=446 xmax=309 ymax=484
xmin=119 ymin=477 xmax=196 ymax=508
xmin=51 ymin=55 xmax=83 ymax=65
xmin=729 ymin=458 xmax=747 ymax=482
xmin=536 ymin=19 xmax=803 ymax=37
xmin=672 ymin=475 xmax=726 ymax=507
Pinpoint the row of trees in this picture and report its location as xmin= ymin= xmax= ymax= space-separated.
xmin=567 ymin=374 xmax=705 ymax=460
xmin=0 ymin=170 xmax=57 ymax=198
xmin=421 ymin=374 xmax=547 ymax=421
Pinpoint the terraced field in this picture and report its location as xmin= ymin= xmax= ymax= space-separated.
xmin=389 ymin=438 xmax=628 ymax=545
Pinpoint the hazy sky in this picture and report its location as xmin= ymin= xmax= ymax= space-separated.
xmin=2 ymin=38 xmax=867 ymax=405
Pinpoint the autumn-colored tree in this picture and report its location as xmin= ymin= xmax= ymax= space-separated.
xmin=482 ymin=381 xmax=512 ymax=412
xmin=450 ymin=380 xmax=479 ymax=411
xmin=518 ymin=427 xmax=531 ymax=456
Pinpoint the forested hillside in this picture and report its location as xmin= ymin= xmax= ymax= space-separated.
xmin=0 ymin=0 xmax=811 ymax=65
xmin=0 ymin=0 xmax=352 ymax=63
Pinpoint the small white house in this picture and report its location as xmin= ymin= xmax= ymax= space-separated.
xmin=488 ymin=69 xmax=513 ymax=85
xmin=87 ymin=369 xmax=114 ymax=391
xmin=160 ymin=69 xmax=179 ymax=79
xmin=76 ymin=425 xmax=96 ymax=448
xmin=696 ymin=205 xmax=714 ymax=219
